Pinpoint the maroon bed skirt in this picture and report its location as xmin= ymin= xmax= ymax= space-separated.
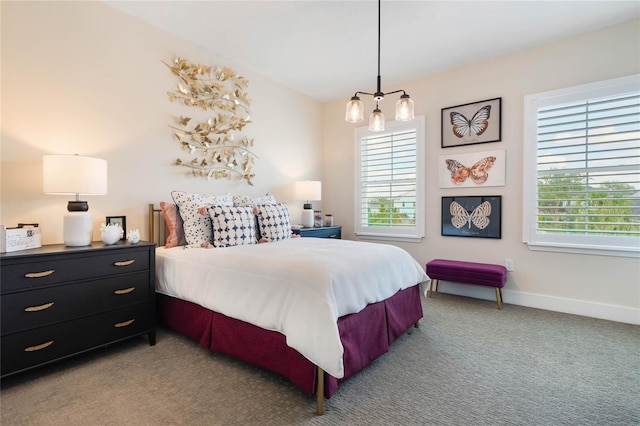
xmin=156 ymin=285 xmax=423 ymax=398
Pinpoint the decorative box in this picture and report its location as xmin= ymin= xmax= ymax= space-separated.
xmin=1 ymin=224 xmax=42 ymax=253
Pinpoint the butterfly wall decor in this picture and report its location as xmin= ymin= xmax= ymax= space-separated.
xmin=441 ymin=196 xmax=502 ymax=239
xmin=441 ymin=98 xmax=501 ymax=148
xmin=450 ymin=201 xmax=491 ymax=229
xmin=438 ymin=150 xmax=505 ymax=188
xmin=446 ymin=156 xmax=496 ymax=185
xmin=450 ymin=105 xmax=491 ymax=138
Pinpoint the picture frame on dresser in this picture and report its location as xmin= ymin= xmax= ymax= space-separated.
xmin=106 ymin=216 xmax=126 ymax=240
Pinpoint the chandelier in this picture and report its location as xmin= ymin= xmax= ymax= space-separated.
xmin=345 ymin=0 xmax=415 ymax=132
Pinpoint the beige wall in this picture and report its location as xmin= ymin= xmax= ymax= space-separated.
xmin=322 ymin=20 xmax=640 ymax=324
xmin=1 ymin=1 xmax=323 ymax=246
xmin=2 ymin=2 xmax=638 ymax=323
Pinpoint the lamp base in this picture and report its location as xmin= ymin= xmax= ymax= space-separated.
xmin=301 ymin=207 xmax=314 ymax=228
xmin=64 ymin=212 xmax=93 ymax=246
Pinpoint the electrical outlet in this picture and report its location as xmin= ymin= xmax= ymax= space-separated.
xmin=505 ymin=259 xmax=514 ymax=271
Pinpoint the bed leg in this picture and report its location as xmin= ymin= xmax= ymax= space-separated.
xmin=316 ymin=366 xmax=325 ymax=415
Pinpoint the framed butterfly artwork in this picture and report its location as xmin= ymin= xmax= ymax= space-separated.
xmin=441 ymin=196 xmax=502 ymax=239
xmin=441 ymin=97 xmax=502 ymax=148
xmin=438 ymin=149 xmax=505 ymax=188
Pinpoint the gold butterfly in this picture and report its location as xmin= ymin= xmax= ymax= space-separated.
xmin=450 ymin=105 xmax=491 ymax=138
xmin=450 ymin=201 xmax=492 ymax=230
xmin=445 ymin=156 xmax=496 ymax=184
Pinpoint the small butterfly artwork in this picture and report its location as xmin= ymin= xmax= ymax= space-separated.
xmin=450 ymin=105 xmax=491 ymax=138
xmin=450 ymin=201 xmax=492 ymax=230
xmin=442 ymin=196 xmax=502 ymax=238
xmin=446 ymin=156 xmax=496 ymax=185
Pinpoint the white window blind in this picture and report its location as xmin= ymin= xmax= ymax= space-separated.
xmin=355 ymin=117 xmax=425 ymax=241
xmin=523 ymin=75 xmax=640 ymax=257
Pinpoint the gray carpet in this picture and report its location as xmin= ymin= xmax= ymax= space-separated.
xmin=1 ymin=294 xmax=639 ymax=425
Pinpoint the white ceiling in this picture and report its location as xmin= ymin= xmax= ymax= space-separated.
xmin=104 ymin=1 xmax=640 ymax=103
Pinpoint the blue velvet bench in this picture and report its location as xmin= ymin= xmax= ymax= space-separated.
xmin=426 ymin=259 xmax=507 ymax=309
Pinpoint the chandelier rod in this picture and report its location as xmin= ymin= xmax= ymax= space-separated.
xmin=377 ymin=0 xmax=381 ymax=81
xmin=375 ymin=0 xmax=382 ymax=99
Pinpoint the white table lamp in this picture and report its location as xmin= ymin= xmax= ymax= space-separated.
xmin=295 ymin=181 xmax=321 ymax=228
xmin=43 ymin=155 xmax=108 ymax=246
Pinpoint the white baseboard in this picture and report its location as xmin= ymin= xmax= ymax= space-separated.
xmin=432 ymin=283 xmax=640 ymax=325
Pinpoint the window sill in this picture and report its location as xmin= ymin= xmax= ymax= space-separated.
xmin=355 ymin=232 xmax=424 ymax=243
xmin=525 ymin=241 xmax=640 ymax=258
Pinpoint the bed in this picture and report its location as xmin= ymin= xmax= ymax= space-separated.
xmin=148 ymin=199 xmax=429 ymax=415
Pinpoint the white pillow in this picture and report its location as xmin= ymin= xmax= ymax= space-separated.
xmin=256 ymin=203 xmax=292 ymax=241
xmin=233 ymin=193 xmax=277 ymax=207
xmin=171 ymin=191 xmax=233 ymax=247
xmin=208 ymin=205 xmax=256 ymax=247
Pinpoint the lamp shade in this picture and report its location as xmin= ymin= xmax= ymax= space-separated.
xmin=43 ymin=155 xmax=108 ymax=196
xmin=295 ymin=181 xmax=321 ymax=202
xmin=43 ymin=154 xmax=107 ymax=247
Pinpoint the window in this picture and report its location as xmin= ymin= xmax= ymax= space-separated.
xmin=523 ymin=75 xmax=640 ymax=257
xmin=355 ymin=116 xmax=425 ymax=241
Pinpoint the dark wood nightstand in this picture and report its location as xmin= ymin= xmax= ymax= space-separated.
xmin=0 ymin=241 xmax=156 ymax=378
xmin=293 ymin=226 xmax=342 ymax=239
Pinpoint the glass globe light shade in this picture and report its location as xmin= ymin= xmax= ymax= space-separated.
xmin=345 ymin=96 xmax=364 ymax=123
xmin=368 ymin=107 xmax=385 ymax=132
xmin=395 ymin=94 xmax=415 ymax=121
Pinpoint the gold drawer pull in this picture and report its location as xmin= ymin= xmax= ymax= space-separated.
xmin=114 ymin=260 xmax=135 ymax=267
xmin=25 ymin=340 xmax=54 ymax=352
xmin=25 ymin=270 xmax=55 ymax=278
xmin=114 ymin=319 xmax=135 ymax=328
xmin=114 ymin=287 xmax=135 ymax=295
xmin=24 ymin=302 xmax=55 ymax=312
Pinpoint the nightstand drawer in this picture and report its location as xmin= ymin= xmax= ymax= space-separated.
xmin=296 ymin=226 xmax=342 ymax=239
xmin=1 ymin=272 xmax=150 ymax=335
xmin=1 ymin=249 xmax=150 ymax=292
xmin=1 ymin=303 xmax=153 ymax=377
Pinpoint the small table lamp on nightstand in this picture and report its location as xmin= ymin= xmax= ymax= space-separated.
xmin=295 ymin=180 xmax=321 ymax=228
xmin=43 ymin=154 xmax=108 ymax=246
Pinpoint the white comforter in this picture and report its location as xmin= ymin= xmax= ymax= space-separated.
xmin=155 ymin=237 xmax=429 ymax=378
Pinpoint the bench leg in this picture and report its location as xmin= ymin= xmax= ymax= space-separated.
xmin=495 ymin=288 xmax=503 ymax=310
xmin=428 ymin=279 xmax=439 ymax=298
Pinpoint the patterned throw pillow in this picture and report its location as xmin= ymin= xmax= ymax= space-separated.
xmin=256 ymin=203 xmax=292 ymax=242
xmin=171 ymin=191 xmax=233 ymax=247
xmin=232 ymin=193 xmax=277 ymax=241
xmin=232 ymin=193 xmax=277 ymax=207
xmin=208 ymin=205 xmax=256 ymax=247
xmin=160 ymin=201 xmax=186 ymax=248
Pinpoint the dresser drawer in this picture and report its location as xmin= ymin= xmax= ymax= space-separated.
xmin=1 ymin=303 xmax=153 ymax=377
xmin=1 ymin=248 xmax=150 ymax=292
xmin=1 ymin=272 xmax=150 ymax=335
